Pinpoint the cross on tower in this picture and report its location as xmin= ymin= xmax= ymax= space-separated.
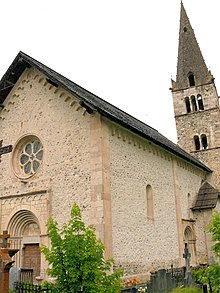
xmin=0 ymin=140 xmax=13 ymax=157
xmin=0 ymin=230 xmax=10 ymax=248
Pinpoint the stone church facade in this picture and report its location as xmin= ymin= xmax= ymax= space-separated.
xmin=0 ymin=2 xmax=219 ymax=281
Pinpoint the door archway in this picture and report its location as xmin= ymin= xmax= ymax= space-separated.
xmin=184 ymin=226 xmax=196 ymax=266
xmin=7 ymin=210 xmax=41 ymax=279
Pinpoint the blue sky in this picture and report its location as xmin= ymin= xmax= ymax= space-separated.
xmin=0 ymin=0 xmax=219 ymax=143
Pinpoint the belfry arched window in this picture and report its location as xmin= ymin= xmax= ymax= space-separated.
xmin=191 ymin=96 xmax=197 ymax=111
xmin=193 ymin=134 xmax=209 ymax=150
xmin=194 ymin=135 xmax=200 ymax=151
xmin=197 ymin=94 xmax=204 ymax=110
xmin=188 ymin=73 xmax=195 ymax=87
xmin=201 ymin=134 xmax=208 ymax=149
xmin=185 ymin=97 xmax=191 ymax=113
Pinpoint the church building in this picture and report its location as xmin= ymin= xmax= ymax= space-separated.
xmin=0 ymin=1 xmax=219 ymax=281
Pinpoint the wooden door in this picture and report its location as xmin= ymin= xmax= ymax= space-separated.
xmin=22 ymin=243 xmax=41 ymax=279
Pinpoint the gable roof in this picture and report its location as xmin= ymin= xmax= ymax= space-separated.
xmin=0 ymin=51 xmax=212 ymax=173
xmin=192 ymin=182 xmax=220 ymax=210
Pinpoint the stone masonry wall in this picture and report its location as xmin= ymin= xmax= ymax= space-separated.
xmin=0 ymin=68 xmax=106 ymax=275
xmin=107 ymin=122 xmax=207 ymax=275
xmin=0 ymin=67 xmax=212 ymax=278
xmin=0 ymin=68 xmax=94 ymax=225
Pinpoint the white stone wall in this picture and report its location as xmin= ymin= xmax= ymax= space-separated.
xmin=0 ymin=68 xmax=93 ymax=227
xmin=0 ymin=67 xmax=213 ymax=278
xmin=108 ymin=123 xmax=209 ymax=274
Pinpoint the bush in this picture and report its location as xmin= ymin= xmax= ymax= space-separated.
xmin=41 ymin=203 xmax=123 ymax=293
xmin=191 ymin=211 xmax=220 ymax=293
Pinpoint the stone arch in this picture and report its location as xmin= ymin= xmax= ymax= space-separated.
xmin=184 ymin=226 xmax=196 ymax=266
xmin=4 ymin=204 xmax=46 ymax=235
xmin=6 ymin=209 xmax=42 ymax=279
xmin=184 ymin=226 xmax=193 ymax=242
xmin=7 ymin=209 xmax=41 ymax=237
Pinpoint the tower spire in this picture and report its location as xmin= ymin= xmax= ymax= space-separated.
xmin=172 ymin=2 xmax=213 ymax=90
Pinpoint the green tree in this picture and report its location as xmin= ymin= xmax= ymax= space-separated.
xmin=206 ymin=211 xmax=220 ymax=292
xmin=41 ymin=204 xmax=123 ymax=293
xmin=193 ymin=211 xmax=220 ymax=293
xmin=208 ymin=211 xmax=220 ymax=257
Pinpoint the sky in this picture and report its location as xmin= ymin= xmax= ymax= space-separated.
xmin=1 ymin=1 xmax=220 ymax=143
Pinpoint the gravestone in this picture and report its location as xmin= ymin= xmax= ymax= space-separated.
xmin=9 ymin=267 xmax=21 ymax=290
xmin=147 ymin=269 xmax=177 ymax=293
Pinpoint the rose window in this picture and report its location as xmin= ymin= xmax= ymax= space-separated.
xmin=12 ymin=135 xmax=43 ymax=179
xmin=20 ymin=140 xmax=43 ymax=175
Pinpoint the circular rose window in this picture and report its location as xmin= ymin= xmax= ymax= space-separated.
xmin=12 ymin=135 xmax=43 ymax=179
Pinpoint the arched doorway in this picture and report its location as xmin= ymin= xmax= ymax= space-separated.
xmin=7 ymin=210 xmax=41 ymax=279
xmin=184 ymin=226 xmax=196 ymax=266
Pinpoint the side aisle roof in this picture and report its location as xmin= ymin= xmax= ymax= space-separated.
xmin=0 ymin=51 xmax=212 ymax=173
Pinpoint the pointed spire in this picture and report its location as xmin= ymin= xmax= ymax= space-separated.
xmin=173 ymin=2 xmax=213 ymax=90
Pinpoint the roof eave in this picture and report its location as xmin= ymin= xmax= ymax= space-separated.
xmin=0 ymin=52 xmax=212 ymax=174
xmin=97 ymin=108 xmax=212 ymax=173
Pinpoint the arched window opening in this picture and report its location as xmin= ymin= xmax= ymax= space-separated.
xmin=191 ymin=96 xmax=197 ymax=111
xmin=194 ymin=135 xmax=200 ymax=151
xmin=185 ymin=97 xmax=191 ymax=113
xmin=187 ymin=193 xmax=192 ymax=219
xmin=184 ymin=225 xmax=196 ymax=266
xmin=201 ymin=134 xmax=208 ymax=150
xmin=184 ymin=226 xmax=193 ymax=243
xmin=197 ymin=95 xmax=204 ymax=110
xmin=146 ymin=184 xmax=154 ymax=220
xmin=188 ymin=73 xmax=195 ymax=87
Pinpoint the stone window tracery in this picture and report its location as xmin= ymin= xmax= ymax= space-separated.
xmin=20 ymin=141 xmax=43 ymax=175
xmin=12 ymin=135 xmax=43 ymax=179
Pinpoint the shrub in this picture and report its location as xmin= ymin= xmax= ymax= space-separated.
xmin=41 ymin=203 xmax=123 ymax=293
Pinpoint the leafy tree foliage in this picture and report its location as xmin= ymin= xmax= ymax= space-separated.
xmin=193 ymin=211 xmax=220 ymax=292
xmin=41 ymin=204 xmax=123 ymax=292
xmin=208 ymin=211 xmax=220 ymax=257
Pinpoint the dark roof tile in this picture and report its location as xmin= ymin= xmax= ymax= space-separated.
xmin=192 ymin=182 xmax=219 ymax=210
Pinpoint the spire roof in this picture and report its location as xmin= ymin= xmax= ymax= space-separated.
xmin=173 ymin=2 xmax=213 ymax=90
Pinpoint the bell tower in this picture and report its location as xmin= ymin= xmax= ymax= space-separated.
xmin=171 ymin=2 xmax=220 ymax=185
